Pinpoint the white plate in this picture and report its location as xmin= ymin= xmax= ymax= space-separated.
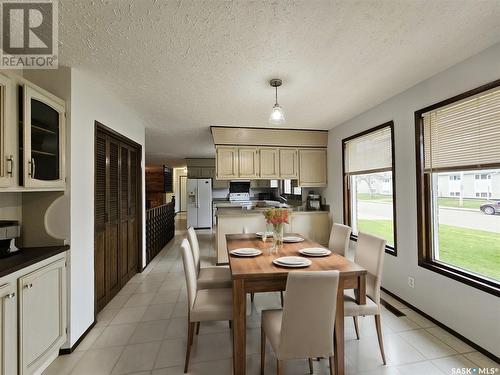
xmin=256 ymin=231 xmax=274 ymax=237
xmin=299 ymin=248 xmax=331 ymax=257
xmin=230 ymin=248 xmax=262 ymax=257
xmin=273 ymin=256 xmax=312 ymax=268
xmin=283 ymin=236 xmax=304 ymax=243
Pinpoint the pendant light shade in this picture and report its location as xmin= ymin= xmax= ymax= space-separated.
xmin=269 ymin=79 xmax=285 ymax=125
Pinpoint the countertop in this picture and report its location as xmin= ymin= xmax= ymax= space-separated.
xmin=0 ymin=245 xmax=69 ymax=278
xmin=216 ymin=206 xmax=329 ymax=217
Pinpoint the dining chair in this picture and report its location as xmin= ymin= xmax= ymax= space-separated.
xmin=180 ymin=239 xmax=233 ymax=373
xmin=344 ymin=231 xmax=387 ymax=365
xmin=328 ymin=223 xmax=352 ymax=256
xmin=261 ymin=271 xmax=340 ymax=375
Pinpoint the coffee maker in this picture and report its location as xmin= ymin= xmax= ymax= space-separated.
xmin=0 ymin=220 xmax=21 ymax=258
xmin=306 ymin=192 xmax=321 ymax=211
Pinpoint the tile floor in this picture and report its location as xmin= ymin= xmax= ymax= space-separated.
xmin=44 ymin=219 xmax=498 ymax=375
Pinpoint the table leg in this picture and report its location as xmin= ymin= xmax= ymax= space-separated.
xmin=232 ymin=279 xmax=246 ymax=375
xmin=334 ymin=278 xmax=345 ymax=375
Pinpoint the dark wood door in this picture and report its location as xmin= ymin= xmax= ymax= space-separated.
xmin=94 ymin=125 xmax=141 ymax=313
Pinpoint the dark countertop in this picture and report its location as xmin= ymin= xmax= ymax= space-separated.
xmin=0 ymin=245 xmax=69 ymax=278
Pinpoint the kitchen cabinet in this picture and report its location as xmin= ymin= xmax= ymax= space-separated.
xmin=21 ymin=83 xmax=66 ymax=189
xmin=216 ymin=146 xmax=239 ymax=179
xmin=259 ymin=148 xmax=279 ymax=178
xmin=279 ymin=148 xmax=298 ymax=179
xmin=0 ymin=74 xmax=16 ymax=188
xmin=298 ymin=148 xmax=327 ymax=187
xmin=19 ymin=257 xmax=67 ymax=375
xmin=238 ymin=147 xmax=259 ymax=178
xmin=0 ymin=281 xmax=17 ymax=375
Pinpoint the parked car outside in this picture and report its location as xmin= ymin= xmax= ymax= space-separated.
xmin=480 ymin=201 xmax=500 ymax=215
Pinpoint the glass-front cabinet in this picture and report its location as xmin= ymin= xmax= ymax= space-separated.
xmin=21 ymin=84 xmax=65 ymax=189
xmin=0 ymin=74 xmax=15 ymax=188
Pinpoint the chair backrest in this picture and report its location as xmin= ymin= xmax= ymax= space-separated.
xmin=328 ymin=223 xmax=352 ymax=256
xmin=187 ymin=227 xmax=201 ymax=275
xmin=355 ymin=232 xmax=386 ymax=305
xmin=278 ymin=271 xmax=340 ymax=359
xmin=180 ymin=238 xmax=197 ymax=312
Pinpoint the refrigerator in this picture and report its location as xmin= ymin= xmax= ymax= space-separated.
xmin=187 ymin=178 xmax=213 ymax=229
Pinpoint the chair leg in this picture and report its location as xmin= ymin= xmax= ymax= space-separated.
xmin=196 ymin=322 xmax=200 ymax=335
xmin=280 ymin=291 xmax=284 ymax=307
xmin=251 ymin=293 xmax=255 ymax=302
xmin=184 ymin=322 xmax=195 ymax=373
xmin=328 ymin=356 xmax=334 ymax=375
xmin=308 ymin=358 xmax=314 ymax=374
xmin=353 ymin=316 xmax=360 ymax=340
xmin=260 ymin=325 xmax=266 ymax=375
xmin=229 ymin=320 xmax=232 ymax=329
xmin=374 ymin=314 xmax=387 ymax=365
xmin=276 ymin=359 xmax=283 ymax=375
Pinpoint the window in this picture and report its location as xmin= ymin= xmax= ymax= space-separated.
xmin=282 ymin=179 xmax=302 ymax=196
xmin=343 ymin=122 xmax=396 ymax=254
xmin=449 ymin=175 xmax=460 ymax=181
xmin=415 ymin=80 xmax=500 ymax=296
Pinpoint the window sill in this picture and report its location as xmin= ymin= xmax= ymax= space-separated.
xmin=349 ymin=234 xmax=397 ymax=256
xmin=418 ymin=259 xmax=500 ymax=297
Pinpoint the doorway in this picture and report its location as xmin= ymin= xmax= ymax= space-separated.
xmin=94 ymin=121 xmax=142 ymax=313
xmin=179 ymin=175 xmax=187 ymax=212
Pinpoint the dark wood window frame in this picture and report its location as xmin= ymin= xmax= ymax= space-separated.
xmin=342 ymin=121 xmax=397 ymax=256
xmin=415 ymin=79 xmax=500 ymax=297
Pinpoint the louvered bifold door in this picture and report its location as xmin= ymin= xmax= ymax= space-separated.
xmin=94 ymin=132 xmax=107 ymax=311
xmin=106 ymin=138 xmax=121 ymax=300
xmin=119 ymin=145 xmax=130 ymax=285
xmin=128 ymin=148 xmax=139 ymax=275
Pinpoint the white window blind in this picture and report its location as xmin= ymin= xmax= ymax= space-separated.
xmin=423 ymin=86 xmax=500 ymax=170
xmin=344 ymin=126 xmax=392 ymax=174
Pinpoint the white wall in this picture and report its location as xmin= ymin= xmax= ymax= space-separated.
xmin=25 ymin=67 xmax=147 ymax=348
xmin=325 ymin=42 xmax=500 ymax=355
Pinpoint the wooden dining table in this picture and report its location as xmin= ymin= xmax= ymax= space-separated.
xmin=226 ymin=233 xmax=367 ymax=375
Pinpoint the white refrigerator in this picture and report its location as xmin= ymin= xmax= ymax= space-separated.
xmin=187 ymin=178 xmax=213 ymax=229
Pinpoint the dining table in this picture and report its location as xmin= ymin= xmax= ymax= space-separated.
xmin=226 ymin=233 xmax=367 ymax=375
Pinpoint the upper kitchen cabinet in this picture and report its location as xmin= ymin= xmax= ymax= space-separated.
xmin=279 ymin=148 xmax=298 ymax=179
xmin=299 ymin=148 xmax=327 ymax=187
xmin=238 ymin=147 xmax=259 ymax=178
xmin=216 ymin=146 xmax=238 ymax=179
xmin=0 ymin=74 xmax=15 ymax=188
xmin=259 ymin=148 xmax=279 ymax=178
xmin=21 ymin=84 xmax=66 ymax=189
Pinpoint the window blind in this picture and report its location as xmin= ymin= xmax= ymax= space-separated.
xmin=423 ymin=86 xmax=500 ymax=170
xmin=344 ymin=126 xmax=392 ymax=174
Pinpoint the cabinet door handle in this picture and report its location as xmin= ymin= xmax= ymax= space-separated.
xmin=4 ymin=292 xmax=15 ymax=299
xmin=24 ymin=283 xmax=33 ymax=289
xmin=6 ymin=155 xmax=13 ymax=176
xmin=28 ymin=158 xmax=35 ymax=177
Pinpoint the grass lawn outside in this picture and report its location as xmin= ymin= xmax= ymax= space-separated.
xmin=357 ymin=219 xmax=500 ymax=281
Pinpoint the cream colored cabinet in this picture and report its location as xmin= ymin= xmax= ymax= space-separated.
xmin=19 ymin=258 xmax=67 ymax=375
xmin=0 ymin=281 xmax=17 ymax=375
xmin=279 ymin=148 xmax=298 ymax=179
xmin=259 ymin=148 xmax=279 ymax=178
xmin=238 ymin=148 xmax=259 ymax=178
xmin=22 ymin=84 xmax=66 ymax=189
xmin=216 ymin=146 xmax=239 ymax=179
xmin=298 ymin=148 xmax=327 ymax=187
xmin=0 ymin=74 xmax=16 ymax=188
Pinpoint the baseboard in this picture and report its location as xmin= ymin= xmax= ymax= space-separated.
xmin=381 ymin=287 xmax=500 ymax=364
xmin=59 ymin=320 xmax=96 ymax=355
xmin=216 ymin=262 xmax=229 ymax=266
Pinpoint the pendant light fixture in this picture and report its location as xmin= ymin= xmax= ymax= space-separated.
xmin=269 ymin=78 xmax=285 ymax=125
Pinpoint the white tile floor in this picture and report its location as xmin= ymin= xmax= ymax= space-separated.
xmin=44 ymin=221 xmax=498 ymax=375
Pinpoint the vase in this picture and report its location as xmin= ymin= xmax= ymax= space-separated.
xmin=272 ymin=223 xmax=284 ymax=251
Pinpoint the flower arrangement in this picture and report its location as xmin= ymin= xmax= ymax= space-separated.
xmin=263 ymin=208 xmax=290 ymax=250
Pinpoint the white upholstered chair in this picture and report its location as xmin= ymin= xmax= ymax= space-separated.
xmin=344 ymin=232 xmax=387 ymax=364
xmin=180 ymin=239 xmax=232 ymax=373
xmin=261 ymin=271 xmax=340 ymax=375
xmin=328 ymin=223 xmax=352 ymax=256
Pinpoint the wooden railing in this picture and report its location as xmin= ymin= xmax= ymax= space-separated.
xmin=146 ymin=201 xmax=175 ymax=264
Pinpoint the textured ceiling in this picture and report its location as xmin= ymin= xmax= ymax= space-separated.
xmin=58 ymin=0 xmax=500 ymax=166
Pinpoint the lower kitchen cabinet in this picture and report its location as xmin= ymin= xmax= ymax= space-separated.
xmin=0 ymin=252 xmax=67 ymax=375
xmin=0 ymin=282 xmax=17 ymax=375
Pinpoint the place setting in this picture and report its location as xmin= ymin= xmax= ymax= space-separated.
xmin=298 ymin=247 xmax=332 ymax=257
xmin=229 ymin=247 xmax=262 ymax=257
